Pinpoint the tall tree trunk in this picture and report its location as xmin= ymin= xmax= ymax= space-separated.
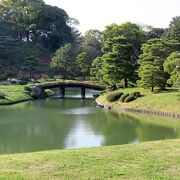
xmin=151 ymin=86 xmax=154 ymax=92
xmin=26 ymin=31 xmax=30 ymax=42
xmin=160 ymin=83 xmax=166 ymax=91
xmin=63 ymin=65 xmax=66 ymax=81
xmin=19 ymin=32 xmax=23 ymax=41
xmin=124 ymin=79 xmax=128 ymax=88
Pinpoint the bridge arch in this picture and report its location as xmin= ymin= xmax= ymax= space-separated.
xmin=33 ymin=81 xmax=105 ymax=99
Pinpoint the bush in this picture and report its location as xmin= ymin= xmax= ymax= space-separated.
xmin=106 ymin=92 xmax=124 ymax=102
xmin=0 ymin=93 xmax=5 ymax=99
xmin=24 ymin=85 xmax=32 ymax=92
xmin=120 ymin=93 xmax=130 ymax=102
xmin=45 ymin=89 xmax=55 ymax=97
xmin=18 ymin=80 xmax=28 ymax=85
xmin=133 ymin=92 xmax=141 ymax=99
xmin=124 ymin=94 xmax=135 ymax=103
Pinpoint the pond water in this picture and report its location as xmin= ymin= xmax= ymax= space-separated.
xmin=0 ymin=88 xmax=180 ymax=154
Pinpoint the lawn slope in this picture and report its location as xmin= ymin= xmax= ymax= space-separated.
xmin=98 ymin=88 xmax=180 ymax=114
xmin=0 ymin=139 xmax=179 ymax=179
xmin=0 ymin=85 xmax=32 ymax=105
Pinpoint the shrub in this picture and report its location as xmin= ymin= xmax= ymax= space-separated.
xmin=133 ymin=92 xmax=141 ymax=99
xmin=18 ymin=80 xmax=28 ymax=85
xmin=106 ymin=92 xmax=124 ymax=102
xmin=124 ymin=94 xmax=135 ymax=103
xmin=45 ymin=89 xmax=55 ymax=97
xmin=24 ymin=85 xmax=32 ymax=91
xmin=0 ymin=93 xmax=5 ymax=99
xmin=120 ymin=93 xmax=130 ymax=102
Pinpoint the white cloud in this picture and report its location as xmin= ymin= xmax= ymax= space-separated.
xmin=44 ymin=0 xmax=180 ymax=33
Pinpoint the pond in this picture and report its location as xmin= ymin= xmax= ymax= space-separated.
xmin=0 ymin=88 xmax=180 ymax=154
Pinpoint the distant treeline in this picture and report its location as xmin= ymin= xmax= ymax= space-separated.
xmin=0 ymin=0 xmax=179 ymax=91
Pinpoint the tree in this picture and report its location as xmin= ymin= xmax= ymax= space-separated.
xmin=0 ymin=0 xmax=44 ymax=41
xmin=145 ymin=26 xmax=165 ymax=39
xmin=101 ymin=37 xmax=137 ymax=87
xmin=103 ymin=22 xmax=147 ymax=55
xmin=164 ymin=52 xmax=180 ymax=85
xmin=138 ymin=39 xmax=180 ymax=91
xmin=82 ymin=29 xmax=103 ymax=62
xmin=36 ymin=4 xmax=74 ymax=51
xmin=0 ymin=0 xmax=74 ymax=51
xmin=76 ymin=52 xmax=90 ymax=80
xmin=90 ymin=57 xmax=104 ymax=82
xmin=21 ymin=56 xmax=40 ymax=79
xmin=163 ymin=16 xmax=180 ymax=41
xmin=50 ymin=44 xmax=77 ymax=80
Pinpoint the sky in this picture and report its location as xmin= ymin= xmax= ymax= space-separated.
xmin=44 ymin=0 xmax=180 ymax=33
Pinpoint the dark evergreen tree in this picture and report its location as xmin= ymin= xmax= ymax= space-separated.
xmin=138 ymin=39 xmax=180 ymax=91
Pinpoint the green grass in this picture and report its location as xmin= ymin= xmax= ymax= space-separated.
xmin=0 ymin=85 xmax=32 ymax=105
xmin=0 ymin=85 xmax=55 ymax=105
xmin=0 ymin=139 xmax=179 ymax=179
xmin=98 ymin=87 xmax=180 ymax=114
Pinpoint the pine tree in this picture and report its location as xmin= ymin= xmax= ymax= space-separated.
xmin=101 ymin=37 xmax=137 ymax=87
xmin=138 ymin=39 xmax=180 ymax=91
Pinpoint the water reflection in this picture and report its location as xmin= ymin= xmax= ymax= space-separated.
xmin=0 ymin=89 xmax=180 ymax=154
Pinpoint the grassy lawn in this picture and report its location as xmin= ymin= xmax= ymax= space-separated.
xmin=0 ymin=85 xmax=32 ymax=105
xmin=0 ymin=139 xmax=179 ymax=179
xmin=0 ymin=85 xmax=55 ymax=105
xmin=98 ymin=88 xmax=180 ymax=114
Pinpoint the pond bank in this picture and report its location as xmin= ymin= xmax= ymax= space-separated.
xmin=96 ymin=87 xmax=180 ymax=119
xmin=96 ymin=99 xmax=180 ymax=119
xmin=0 ymin=85 xmax=33 ymax=105
xmin=0 ymin=85 xmax=55 ymax=105
xmin=0 ymin=139 xmax=179 ymax=179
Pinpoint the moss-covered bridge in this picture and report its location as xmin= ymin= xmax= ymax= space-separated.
xmin=30 ymin=81 xmax=105 ymax=99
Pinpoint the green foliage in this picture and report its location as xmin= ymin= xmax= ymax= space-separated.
xmin=82 ymin=29 xmax=103 ymax=63
xmin=36 ymin=4 xmax=74 ymax=51
xmin=76 ymin=52 xmax=90 ymax=79
xmin=164 ymin=52 xmax=180 ymax=85
xmin=123 ymin=92 xmax=140 ymax=103
xmin=91 ymin=22 xmax=146 ymax=86
xmin=103 ymin=22 xmax=147 ymax=55
xmin=0 ymin=85 xmax=32 ymax=105
xmin=106 ymin=91 xmax=123 ymax=102
xmin=101 ymin=37 xmax=137 ymax=86
xmin=44 ymin=89 xmax=55 ymax=97
xmin=124 ymin=93 xmax=135 ymax=103
xmin=0 ymin=35 xmax=51 ymax=78
xmin=133 ymin=91 xmax=141 ymax=98
xmin=90 ymin=57 xmax=104 ymax=82
xmin=163 ymin=16 xmax=180 ymax=42
xmin=50 ymin=44 xmax=77 ymax=80
xmin=138 ymin=39 xmax=180 ymax=91
xmin=21 ymin=56 xmax=40 ymax=79
xmin=0 ymin=0 xmax=74 ymax=51
xmin=0 ymin=0 xmax=44 ymax=41
xmin=119 ymin=93 xmax=130 ymax=102
xmin=145 ymin=26 xmax=165 ymax=39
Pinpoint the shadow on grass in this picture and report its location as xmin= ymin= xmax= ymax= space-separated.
xmin=153 ymin=88 xmax=179 ymax=94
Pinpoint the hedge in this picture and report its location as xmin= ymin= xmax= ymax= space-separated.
xmin=106 ymin=92 xmax=124 ymax=102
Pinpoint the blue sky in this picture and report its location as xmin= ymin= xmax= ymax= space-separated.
xmin=44 ymin=0 xmax=180 ymax=33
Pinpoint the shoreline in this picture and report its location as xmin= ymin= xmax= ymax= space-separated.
xmin=96 ymin=99 xmax=180 ymax=119
xmin=0 ymin=98 xmax=32 ymax=106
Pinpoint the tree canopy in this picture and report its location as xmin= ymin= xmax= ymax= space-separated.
xmin=164 ymin=52 xmax=180 ymax=85
xmin=163 ymin=16 xmax=180 ymax=42
xmin=138 ymin=39 xmax=180 ymax=91
xmin=50 ymin=44 xmax=77 ymax=80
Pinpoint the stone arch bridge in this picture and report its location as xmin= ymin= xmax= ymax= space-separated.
xmin=30 ymin=81 xmax=105 ymax=99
